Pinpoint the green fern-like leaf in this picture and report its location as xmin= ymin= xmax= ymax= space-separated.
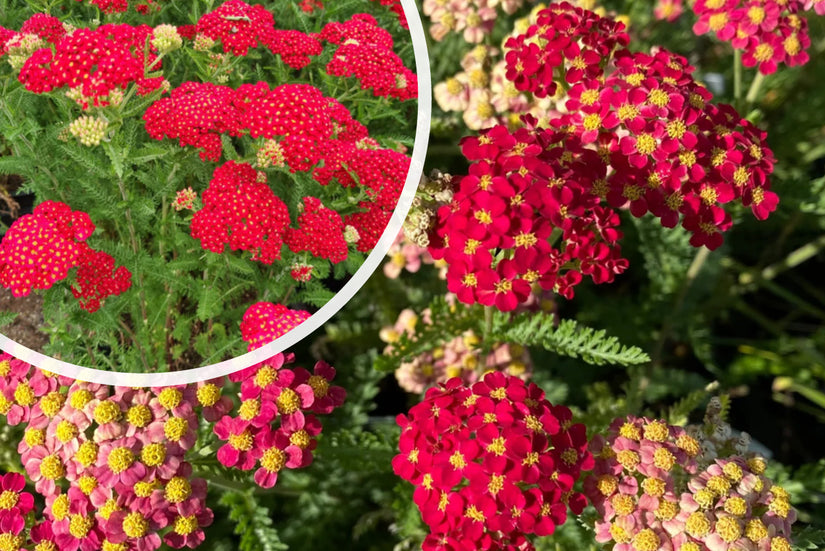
xmin=668 ymin=389 xmax=708 ymax=426
xmin=218 ymin=491 xmax=289 ymax=551
xmin=373 ymin=297 xmax=479 ymax=372
xmin=0 ymin=311 xmax=18 ymax=328
xmin=491 ymin=312 xmax=651 ymax=367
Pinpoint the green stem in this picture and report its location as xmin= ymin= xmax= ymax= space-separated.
xmin=733 ymin=49 xmax=743 ymax=104
xmin=745 ymin=72 xmax=766 ymax=106
xmin=483 ymin=306 xmax=493 ymax=343
xmin=651 ymin=246 xmax=711 ymax=367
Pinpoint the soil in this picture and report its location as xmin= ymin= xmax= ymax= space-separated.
xmin=0 ymin=288 xmax=49 ymax=351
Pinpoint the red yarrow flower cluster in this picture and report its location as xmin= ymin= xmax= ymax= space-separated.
xmin=285 ymin=197 xmax=349 ymax=264
xmin=393 ymin=373 xmax=593 ymax=550
xmin=691 ymin=0 xmax=817 ymax=74
xmin=321 ymin=14 xmax=418 ymax=101
xmin=195 ymin=0 xmax=277 ymax=56
xmin=432 ymin=4 xmax=778 ymax=311
xmin=371 ymin=0 xmax=409 ymax=28
xmin=71 ymin=247 xmax=133 ymax=313
xmin=190 ymin=161 xmax=290 ymax=264
xmin=0 ymin=201 xmax=132 ymax=311
xmin=262 ymin=30 xmax=323 ymax=70
xmin=219 ymin=353 xmax=346 ymax=488
xmin=504 ymin=3 xmax=630 ymax=99
xmin=240 ymin=302 xmax=312 ymax=351
xmin=18 ymin=23 xmax=164 ymax=104
xmin=586 ymin=415 xmax=797 ymax=551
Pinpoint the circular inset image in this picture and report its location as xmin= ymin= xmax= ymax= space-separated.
xmin=0 ymin=0 xmax=430 ymax=384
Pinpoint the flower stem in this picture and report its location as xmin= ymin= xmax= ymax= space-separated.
xmin=733 ymin=49 xmax=743 ymax=104
xmin=483 ymin=306 xmax=493 ymax=342
xmin=745 ymin=72 xmax=766 ymax=106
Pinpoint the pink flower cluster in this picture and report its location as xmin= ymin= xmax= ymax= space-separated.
xmin=429 ymin=3 xmax=778 ymax=311
xmin=0 ymin=472 xmax=34 ymax=551
xmin=652 ymin=0 xmax=823 ymax=74
xmin=586 ymin=416 xmax=796 ymax=551
xmin=423 ymin=0 xmax=524 ymax=43
xmin=0 ymin=348 xmax=346 ymax=549
xmin=220 ymin=353 xmax=346 ymax=488
xmin=380 ymin=307 xmax=533 ymax=393
xmin=393 ymin=373 xmax=593 ymax=550
xmin=0 ymin=201 xmax=131 ymax=311
xmin=240 ymin=302 xmax=312 ymax=351
xmin=321 ymin=14 xmax=418 ymax=100
xmin=1 ymin=353 xmax=217 ymax=550
xmin=16 ymin=20 xmax=164 ymax=105
xmin=384 ymin=230 xmax=445 ymax=280
xmin=190 ymin=161 xmax=290 ymax=264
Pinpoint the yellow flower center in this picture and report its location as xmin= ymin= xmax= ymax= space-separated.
xmin=724 ymin=496 xmax=747 ymax=516
xmin=40 ymin=392 xmax=66 ymax=417
xmin=642 ymin=477 xmax=666 ymax=497
xmin=165 ymin=477 xmax=192 ymax=504
xmin=40 ymin=454 xmax=65 ymax=480
xmin=122 ymin=512 xmax=149 ymax=538
xmin=716 ymin=516 xmax=742 ymax=542
xmin=709 ymin=13 xmax=729 ymax=31
xmin=197 ymin=383 xmax=221 ymax=406
xmin=707 ymin=475 xmax=732 ymax=496
xmin=631 ymin=528 xmax=659 ymax=551
xmin=0 ymin=491 xmax=18 ymax=510
xmin=616 ymin=449 xmax=641 ymax=470
xmin=24 ymin=428 xmax=46 ymax=448
xmin=76 ymin=441 xmax=99 ymax=467
xmin=0 ymin=534 xmax=24 ymax=551
xmin=93 ymin=401 xmax=121 ymax=424
xmin=107 ymin=447 xmax=135 ymax=474
xmin=694 ymin=488 xmax=716 ymax=509
xmin=254 ymin=366 xmax=279 ymax=389
xmin=69 ymin=514 xmax=94 ymax=538
xmin=745 ymin=519 xmax=768 ymax=542
xmin=127 ymin=404 xmax=152 ymax=428
xmin=486 ymin=436 xmax=506 ymax=456
xmin=612 ymin=494 xmax=635 ymax=516
xmin=465 ymin=505 xmax=485 ymax=522
xmin=655 ymin=500 xmax=678 ymax=521
xmin=157 ymin=388 xmax=182 ymax=410
xmin=164 ymin=417 xmax=189 ymax=441
xmin=596 ymin=475 xmax=618 ymax=496
xmin=647 ymin=89 xmax=669 ymax=108
xmin=754 ymin=43 xmax=774 ymax=62
xmin=723 ymin=462 xmax=744 ymax=482
xmin=239 ymin=399 xmax=261 ymax=421
xmin=0 ymin=361 xmax=9 ymax=377
xmin=229 ymin=430 xmax=254 ymax=451
xmin=34 ymin=541 xmax=58 ymax=551
xmin=635 ymin=133 xmax=656 ymax=155
xmin=76 ymin=475 xmax=98 ymax=495
xmin=308 ymin=375 xmax=329 ymax=398
xmin=55 ymin=420 xmax=79 ymax=443
xmin=610 ymin=523 xmax=632 ymax=543
xmin=69 ymin=389 xmax=94 ymax=409
xmin=747 ymin=457 xmax=767 ymax=474
xmin=653 ymin=447 xmax=675 ymax=470
xmin=618 ymin=422 xmax=641 ymax=440
xmin=134 ymin=481 xmax=160 ymax=498
xmin=141 ymin=442 xmax=167 ymax=467
xmin=52 ymin=494 xmax=70 ymax=520
xmin=289 ymin=430 xmax=311 ymax=449
xmin=174 ymin=515 xmax=199 ymax=535
xmin=686 ymin=512 xmax=711 ymax=538
xmin=260 ymin=447 xmax=286 ymax=473
xmin=101 ymin=541 xmax=128 ymax=551
xmin=98 ymin=498 xmax=119 ymax=520
xmin=276 ymin=388 xmax=301 ymax=415
xmin=676 ymin=434 xmax=700 ymax=456
xmin=14 ymin=382 xmax=36 ymax=406
xmin=770 ymin=537 xmax=791 ymax=551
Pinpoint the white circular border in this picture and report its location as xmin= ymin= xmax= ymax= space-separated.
xmin=0 ymin=0 xmax=431 ymax=386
